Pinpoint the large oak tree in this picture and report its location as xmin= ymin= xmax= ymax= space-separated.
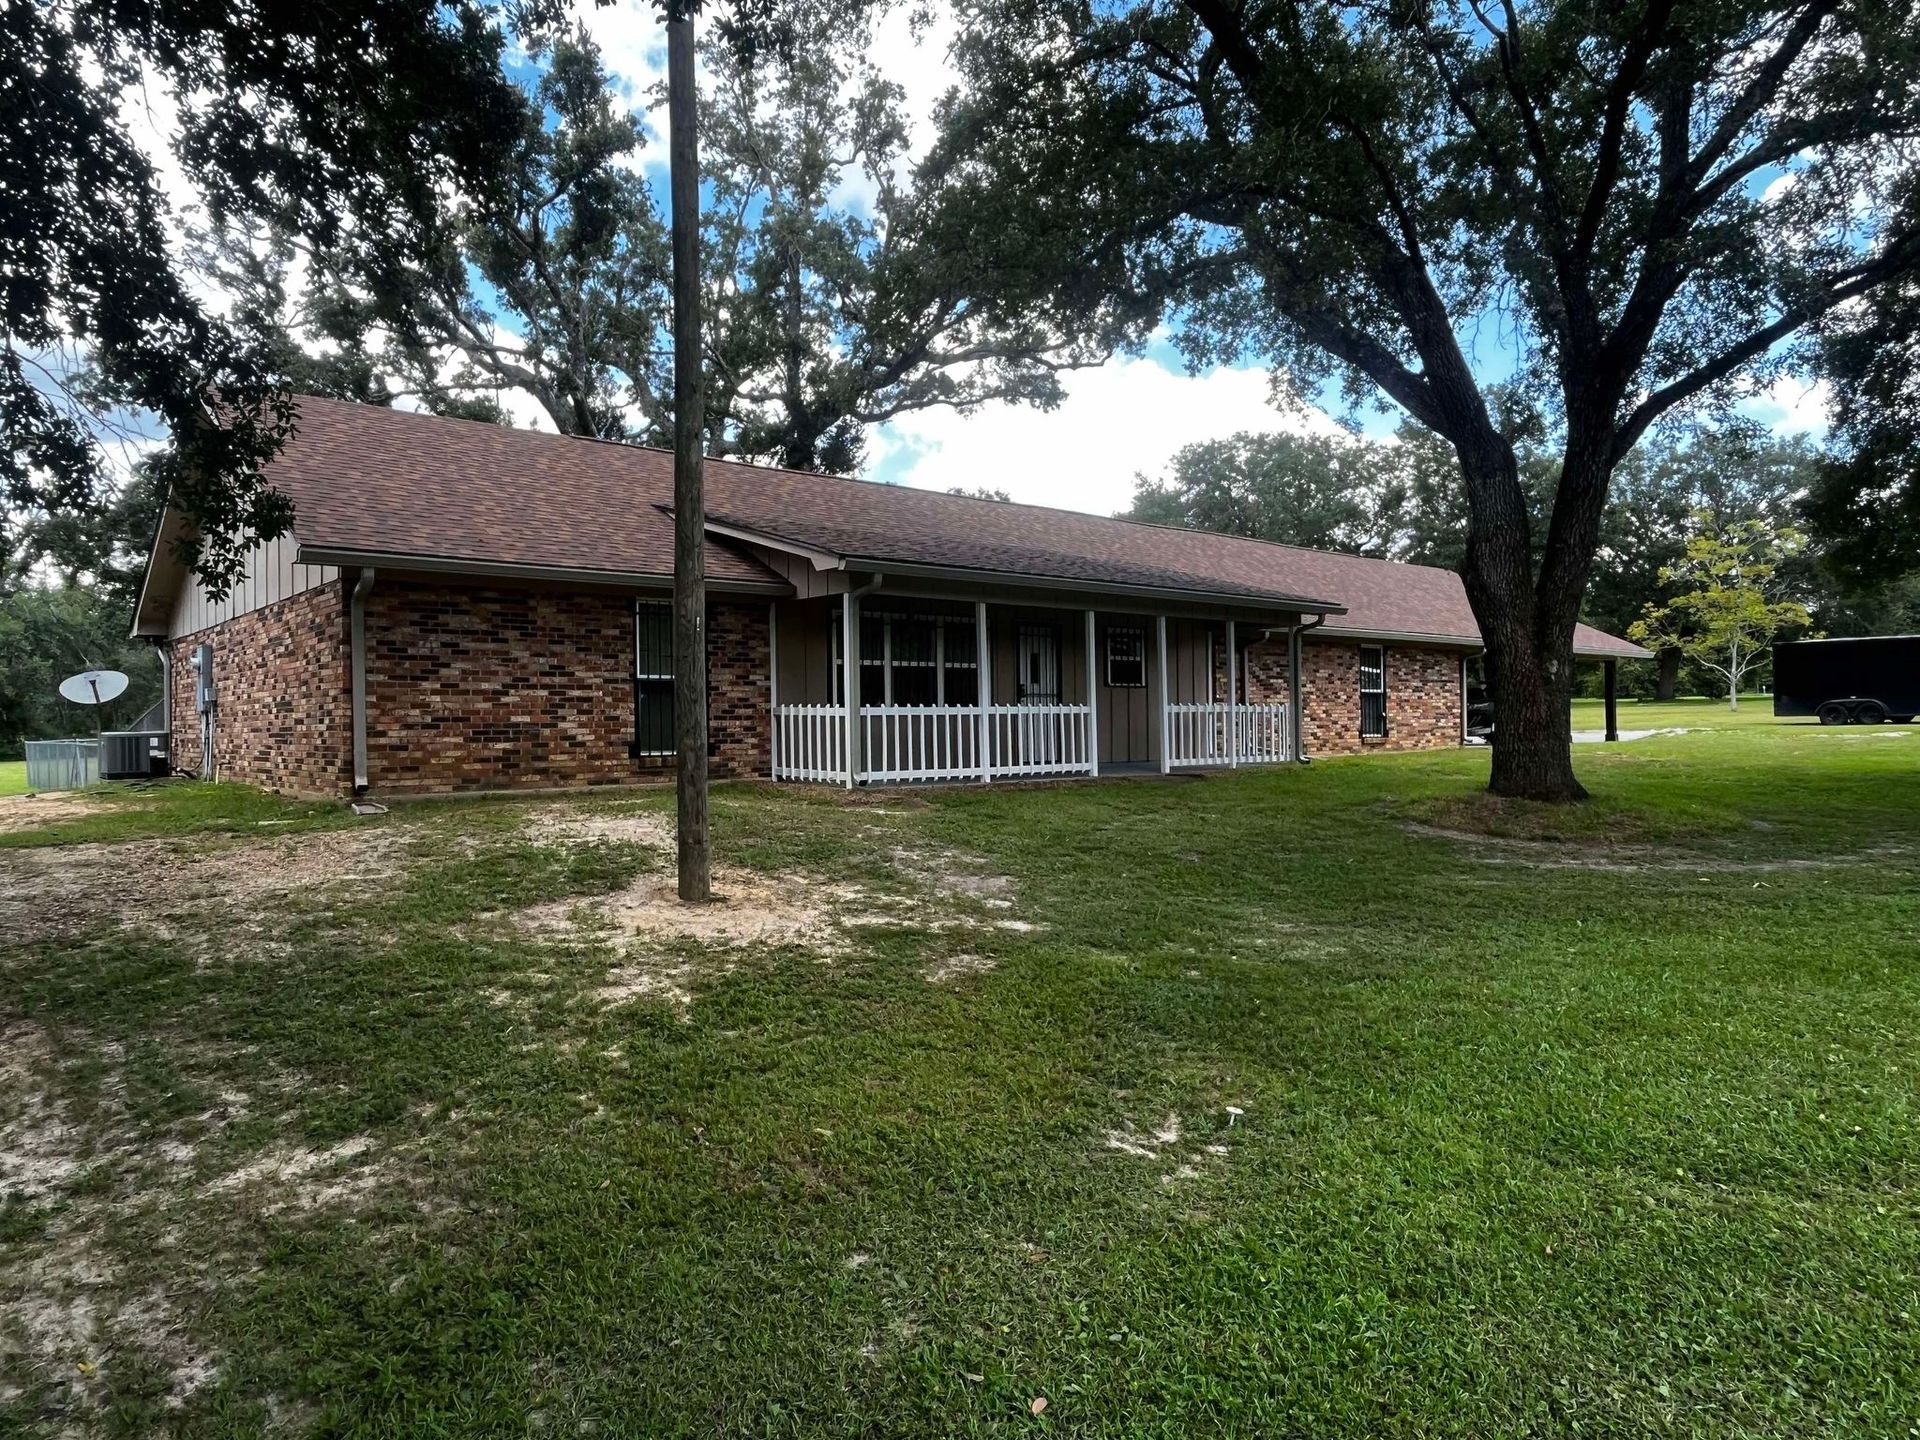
xmin=1 ymin=0 xmax=571 ymax=596
xmin=248 ymin=15 xmax=1093 ymax=474
xmin=928 ymin=0 xmax=1920 ymax=799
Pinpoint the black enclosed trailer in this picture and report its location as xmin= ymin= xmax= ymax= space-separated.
xmin=1773 ymin=635 xmax=1920 ymax=724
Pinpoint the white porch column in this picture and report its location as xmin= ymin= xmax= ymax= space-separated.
xmin=1226 ymin=618 xmax=1238 ymax=768
xmin=1085 ymin=608 xmax=1100 ymax=778
xmin=843 ymin=592 xmax=860 ymax=788
xmin=976 ymin=600 xmax=991 ymax=783
xmin=1157 ymin=614 xmax=1170 ymax=774
xmin=767 ymin=600 xmax=779 ymax=779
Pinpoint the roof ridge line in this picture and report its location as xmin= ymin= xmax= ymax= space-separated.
xmin=292 ymin=392 xmax=1457 ymax=581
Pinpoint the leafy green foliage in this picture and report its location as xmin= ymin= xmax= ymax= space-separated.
xmin=1 ymin=0 xmax=566 ymax=596
xmin=251 ymin=15 xmax=1087 ymax=474
xmin=928 ymin=0 xmax=1920 ymax=795
xmin=1805 ymin=268 xmax=1920 ymax=586
xmin=1630 ymin=513 xmax=1813 ymax=706
xmin=0 ymin=586 xmax=161 ymax=753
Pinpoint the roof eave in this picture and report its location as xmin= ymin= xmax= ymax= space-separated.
xmin=130 ymin=504 xmax=191 ymax=639
xmin=295 ymin=545 xmax=792 ymax=597
xmin=856 ymin=558 xmax=1345 ymax=615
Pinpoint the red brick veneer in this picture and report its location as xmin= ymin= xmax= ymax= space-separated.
xmin=168 ymin=581 xmax=353 ymax=797
xmin=1243 ymin=637 xmax=1465 ymax=756
xmin=360 ymin=580 xmax=768 ymax=795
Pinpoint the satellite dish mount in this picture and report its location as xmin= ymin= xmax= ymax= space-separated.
xmin=59 ymin=669 xmax=130 ymax=708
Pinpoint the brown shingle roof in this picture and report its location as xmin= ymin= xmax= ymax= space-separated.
xmin=267 ymin=397 xmax=782 ymax=588
xmin=264 ymin=396 xmax=1647 ymax=658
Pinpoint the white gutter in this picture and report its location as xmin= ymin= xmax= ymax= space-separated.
xmin=350 ymin=568 xmax=376 ymax=794
xmin=298 ymin=547 xmax=788 ymax=597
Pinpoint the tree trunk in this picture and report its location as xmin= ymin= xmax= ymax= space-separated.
xmin=1478 ymin=606 xmax=1586 ymax=802
xmin=668 ymin=10 xmax=710 ymax=903
xmin=1455 ymin=432 xmax=1596 ymax=804
xmin=1656 ymin=648 xmax=1680 ymax=701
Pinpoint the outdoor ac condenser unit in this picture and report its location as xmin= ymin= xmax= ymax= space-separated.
xmin=99 ymin=731 xmax=168 ymax=780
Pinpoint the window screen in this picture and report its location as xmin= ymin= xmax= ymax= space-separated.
xmin=1017 ymin=623 xmax=1062 ymax=703
xmin=846 ymin=609 xmax=982 ymax=706
xmin=633 ymin=601 xmax=674 ymax=757
xmin=1359 ymin=644 xmax=1387 ymax=738
xmin=1105 ymin=626 xmax=1146 ymax=687
xmin=942 ymin=620 xmax=979 ymax=706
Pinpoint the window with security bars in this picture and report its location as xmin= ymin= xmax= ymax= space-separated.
xmin=1105 ymin=626 xmax=1146 ymax=687
xmin=836 ymin=607 xmax=979 ymax=706
xmin=1359 ymin=644 xmax=1387 ymax=738
xmin=633 ymin=601 xmax=674 ymax=757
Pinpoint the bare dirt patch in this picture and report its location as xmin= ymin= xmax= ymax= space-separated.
xmin=0 ymin=1020 xmax=84 ymax=1201
xmin=204 ymin=1135 xmax=417 ymax=1217
xmin=513 ymin=810 xmax=1034 ymax=1001
xmin=887 ymin=845 xmax=1015 ymax=902
xmin=0 ymin=824 xmax=409 ymax=950
xmin=3 ymin=1023 xmax=437 ymax=1420
xmin=0 ymin=791 xmax=111 ymax=834
xmin=523 ymin=804 xmax=673 ymax=850
xmin=520 ymin=865 xmax=845 ymax=953
xmin=923 ymin=952 xmax=997 ymax=984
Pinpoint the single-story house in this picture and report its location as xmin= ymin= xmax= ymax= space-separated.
xmin=131 ymin=397 xmax=1649 ymax=798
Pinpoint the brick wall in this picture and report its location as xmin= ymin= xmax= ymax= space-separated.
xmin=1244 ymin=636 xmax=1465 ymax=756
xmin=168 ymin=581 xmax=352 ymax=797
xmin=362 ymin=580 xmax=768 ymax=795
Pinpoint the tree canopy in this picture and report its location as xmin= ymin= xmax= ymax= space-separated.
xmin=1629 ymin=512 xmax=1813 ymax=706
xmin=234 ymin=16 xmax=1091 ymax=474
xmin=929 ymin=0 xmax=1920 ymax=798
xmin=2 ymin=0 xmax=576 ymax=597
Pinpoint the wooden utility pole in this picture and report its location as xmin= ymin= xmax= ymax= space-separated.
xmin=667 ymin=4 xmax=710 ymax=902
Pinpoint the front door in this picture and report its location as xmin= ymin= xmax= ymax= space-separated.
xmin=1016 ymin=623 xmax=1061 ymax=703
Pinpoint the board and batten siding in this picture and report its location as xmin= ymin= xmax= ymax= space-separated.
xmin=167 ymin=534 xmax=339 ymax=639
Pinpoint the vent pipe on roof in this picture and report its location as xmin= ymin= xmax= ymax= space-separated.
xmin=350 ymin=567 xmax=377 ymax=795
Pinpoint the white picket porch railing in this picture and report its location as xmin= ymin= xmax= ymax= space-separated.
xmin=778 ymin=699 xmax=1281 ymax=783
xmin=987 ymin=703 xmax=1092 ymax=778
xmin=1233 ymin=702 xmax=1294 ymax=764
xmin=772 ymin=703 xmax=848 ymax=782
xmin=860 ymin=705 xmax=985 ymax=783
xmin=774 ymin=702 xmax=1094 ymax=783
xmin=1166 ymin=701 xmax=1292 ymax=768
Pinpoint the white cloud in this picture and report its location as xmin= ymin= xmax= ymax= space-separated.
xmin=571 ymin=0 xmax=668 ymax=157
xmin=1747 ymin=374 xmax=1832 ymax=436
xmin=866 ymin=356 xmax=1345 ymax=514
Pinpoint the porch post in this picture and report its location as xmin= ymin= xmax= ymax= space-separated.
xmin=1085 ymin=608 xmax=1100 ymax=778
xmin=843 ymin=592 xmax=860 ymax=787
xmin=1604 ymin=659 xmax=1619 ymax=742
xmin=976 ymin=600 xmax=990 ymax=783
xmin=1157 ymin=614 xmax=1170 ymax=775
xmin=767 ymin=600 xmax=778 ymax=779
xmin=1226 ymin=618 xmax=1238 ymax=767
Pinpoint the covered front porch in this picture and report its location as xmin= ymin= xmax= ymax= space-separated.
xmin=766 ymin=589 xmax=1305 ymax=786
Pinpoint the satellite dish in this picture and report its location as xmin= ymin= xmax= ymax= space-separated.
xmin=59 ymin=669 xmax=129 ymax=705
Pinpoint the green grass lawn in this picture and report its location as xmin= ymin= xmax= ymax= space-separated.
xmin=1570 ymin=692 xmax=1792 ymax=731
xmin=0 ymin=760 xmax=26 ymax=797
xmin=4 ymin=726 xmax=1919 ymax=1436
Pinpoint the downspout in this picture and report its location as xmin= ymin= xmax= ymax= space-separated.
xmin=151 ymin=639 xmax=173 ymax=774
xmin=350 ymin=567 xmax=376 ymax=795
xmin=152 ymin=639 xmax=172 ymax=735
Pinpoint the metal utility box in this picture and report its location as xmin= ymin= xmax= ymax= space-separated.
xmin=99 ymin=730 xmax=170 ymax=780
xmin=1773 ymin=635 xmax=1920 ymax=724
